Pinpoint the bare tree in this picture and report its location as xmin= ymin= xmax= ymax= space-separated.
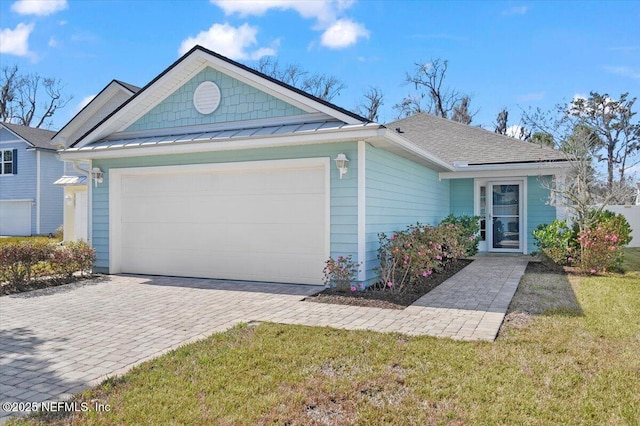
xmin=495 ymin=108 xmax=509 ymax=135
xmin=570 ymin=92 xmax=640 ymax=191
xmin=394 ymin=59 xmax=474 ymax=122
xmin=524 ymin=103 xmax=635 ymax=228
xmin=253 ymin=57 xmax=345 ymax=102
xmin=451 ymin=95 xmax=472 ymax=124
xmin=1 ymin=65 xmax=73 ymax=128
xmin=355 ymin=87 xmax=384 ymax=121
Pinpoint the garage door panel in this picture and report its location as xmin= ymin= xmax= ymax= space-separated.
xmin=116 ymin=160 xmax=327 ymax=285
xmin=0 ymin=202 xmax=32 ymax=236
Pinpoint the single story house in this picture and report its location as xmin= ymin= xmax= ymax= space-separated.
xmin=0 ymin=123 xmax=63 ymax=236
xmin=58 ymin=45 xmax=569 ymax=286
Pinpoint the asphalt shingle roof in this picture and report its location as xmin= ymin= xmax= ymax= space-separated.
xmin=2 ymin=122 xmax=56 ymax=150
xmin=387 ymin=113 xmax=567 ymax=166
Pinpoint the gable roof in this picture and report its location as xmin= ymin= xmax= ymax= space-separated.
xmin=387 ymin=113 xmax=567 ymax=166
xmin=71 ymin=45 xmax=369 ymax=148
xmin=1 ymin=122 xmax=56 ymax=150
xmin=51 ymin=79 xmax=140 ymax=147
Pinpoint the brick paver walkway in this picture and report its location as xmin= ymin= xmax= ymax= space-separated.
xmin=0 ymin=255 xmax=528 ymax=422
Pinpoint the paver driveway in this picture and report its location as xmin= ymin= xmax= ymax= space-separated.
xmin=0 ymin=256 xmax=528 ymax=422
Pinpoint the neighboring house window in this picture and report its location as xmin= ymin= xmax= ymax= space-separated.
xmin=1 ymin=149 xmax=17 ymax=175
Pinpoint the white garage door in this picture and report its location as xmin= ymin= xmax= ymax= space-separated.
xmin=0 ymin=200 xmax=31 ymax=236
xmin=110 ymin=159 xmax=329 ymax=285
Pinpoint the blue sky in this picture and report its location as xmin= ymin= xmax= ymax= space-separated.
xmin=1 ymin=0 xmax=639 ymax=132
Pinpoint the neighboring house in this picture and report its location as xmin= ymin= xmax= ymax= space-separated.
xmin=0 ymin=123 xmax=62 ymax=236
xmin=51 ymin=80 xmax=140 ymax=242
xmin=58 ymin=45 xmax=569 ymax=286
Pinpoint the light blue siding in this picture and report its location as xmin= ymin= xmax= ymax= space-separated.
xmin=527 ymin=175 xmax=556 ymax=253
xmin=0 ymin=132 xmax=63 ymax=235
xmin=38 ymin=152 xmax=63 ymax=234
xmin=1 ymin=138 xmax=36 ymax=234
xmin=450 ymin=178 xmax=474 ymax=216
xmin=91 ymin=142 xmax=358 ymax=273
xmin=364 ymin=144 xmax=450 ymax=285
xmin=125 ymin=67 xmax=308 ymax=132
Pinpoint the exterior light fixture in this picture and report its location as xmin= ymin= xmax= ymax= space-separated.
xmin=334 ymin=153 xmax=350 ymax=180
xmin=91 ymin=167 xmax=104 ymax=187
xmin=65 ymin=194 xmax=74 ymax=206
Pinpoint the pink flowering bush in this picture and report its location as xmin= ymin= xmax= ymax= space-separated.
xmin=534 ymin=210 xmax=632 ymax=273
xmin=377 ymin=220 xmax=469 ymax=293
xmin=322 ymin=255 xmax=361 ymax=292
xmin=577 ymin=224 xmax=625 ymax=274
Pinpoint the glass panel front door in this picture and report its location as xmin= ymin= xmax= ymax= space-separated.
xmin=490 ymin=183 xmax=521 ymax=250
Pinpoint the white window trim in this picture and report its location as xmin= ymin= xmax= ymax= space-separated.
xmin=0 ymin=149 xmax=14 ymax=175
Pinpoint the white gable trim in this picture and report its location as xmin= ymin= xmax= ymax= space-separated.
xmin=52 ymin=81 xmax=136 ymax=148
xmin=75 ymin=47 xmax=363 ymax=148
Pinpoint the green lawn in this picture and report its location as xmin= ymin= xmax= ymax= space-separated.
xmin=12 ymin=250 xmax=640 ymax=425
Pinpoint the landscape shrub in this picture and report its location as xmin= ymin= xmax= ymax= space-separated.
xmin=532 ymin=220 xmax=576 ymax=266
xmin=577 ymin=221 xmax=626 ymax=273
xmin=0 ymin=240 xmax=95 ymax=286
xmin=322 ymin=255 xmax=360 ymax=292
xmin=0 ymin=240 xmax=54 ymax=285
xmin=439 ymin=214 xmax=481 ymax=257
xmin=377 ymin=218 xmax=473 ymax=293
xmin=534 ymin=210 xmax=632 ymax=273
xmin=49 ymin=241 xmax=95 ymax=280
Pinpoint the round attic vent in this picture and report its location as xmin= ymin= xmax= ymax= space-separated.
xmin=193 ymin=81 xmax=221 ymax=115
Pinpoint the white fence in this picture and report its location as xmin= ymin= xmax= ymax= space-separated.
xmin=605 ymin=205 xmax=640 ymax=248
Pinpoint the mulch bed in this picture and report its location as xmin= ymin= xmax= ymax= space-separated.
xmin=0 ymin=275 xmax=95 ymax=296
xmin=305 ymin=259 xmax=473 ymax=310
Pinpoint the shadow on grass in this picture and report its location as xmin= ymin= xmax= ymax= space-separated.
xmin=507 ymin=261 xmax=584 ymax=318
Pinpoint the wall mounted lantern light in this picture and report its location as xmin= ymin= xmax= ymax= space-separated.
xmin=334 ymin=153 xmax=350 ymax=180
xmin=91 ymin=167 xmax=104 ymax=187
xmin=65 ymin=194 xmax=74 ymax=206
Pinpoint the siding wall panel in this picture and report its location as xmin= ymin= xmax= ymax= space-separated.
xmin=364 ymin=144 xmax=450 ymax=285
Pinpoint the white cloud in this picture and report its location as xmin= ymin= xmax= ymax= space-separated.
xmin=75 ymin=94 xmax=96 ymax=114
xmin=603 ymin=65 xmax=640 ymax=81
xmin=11 ymin=0 xmax=68 ymax=16
xmin=48 ymin=37 xmax=58 ymax=47
xmin=178 ymin=23 xmax=276 ymax=60
xmin=0 ymin=22 xmax=34 ymax=56
xmin=211 ymin=0 xmax=368 ymax=49
xmin=211 ymin=0 xmax=352 ymax=24
xmin=320 ymin=19 xmax=369 ymax=48
xmin=502 ymin=5 xmax=528 ymax=15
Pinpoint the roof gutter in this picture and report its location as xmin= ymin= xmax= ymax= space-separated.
xmin=440 ymin=160 xmax=572 ymax=179
xmin=58 ymin=126 xmax=384 ymax=161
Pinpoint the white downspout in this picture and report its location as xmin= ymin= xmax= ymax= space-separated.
xmin=72 ymin=160 xmax=92 ymax=245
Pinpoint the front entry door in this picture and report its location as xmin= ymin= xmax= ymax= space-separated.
xmin=488 ymin=182 xmax=522 ymax=252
